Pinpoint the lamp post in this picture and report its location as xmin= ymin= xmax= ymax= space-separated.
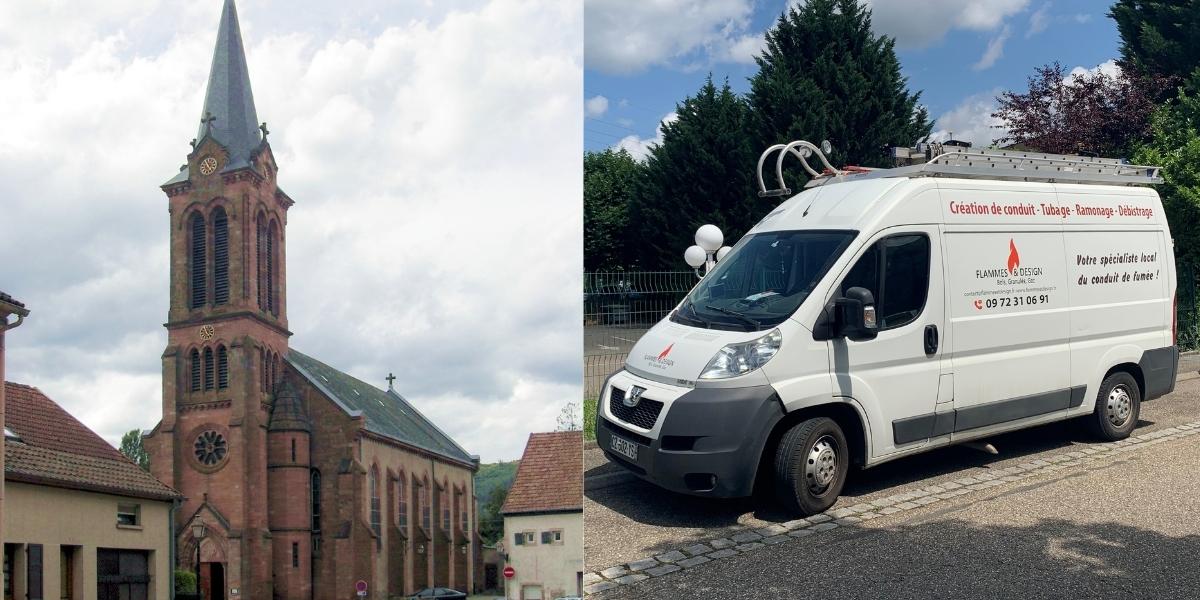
xmin=191 ymin=520 xmax=206 ymax=600
xmin=684 ymin=224 xmax=732 ymax=278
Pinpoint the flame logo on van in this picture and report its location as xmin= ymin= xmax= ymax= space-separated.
xmin=1007 ymin=239 xmax=1020 ymax=273
xmin=658 ymin=344 xmax=674 ymax=360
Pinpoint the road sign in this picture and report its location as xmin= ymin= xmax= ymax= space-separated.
xmin=355 ymin=580 xmax=367 ymax=597
xmin=503 ymin=566 xmax=516 ymax=579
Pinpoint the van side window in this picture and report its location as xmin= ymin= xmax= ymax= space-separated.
xmin=841 ymin=234 xmax=930 ymax=330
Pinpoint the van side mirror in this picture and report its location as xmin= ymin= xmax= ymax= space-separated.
xmin=836 ymin=287 xmax=878 ymax=341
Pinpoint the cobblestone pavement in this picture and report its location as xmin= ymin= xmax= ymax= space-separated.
xmin=585 ymin=371 xmax=1200 ymax=597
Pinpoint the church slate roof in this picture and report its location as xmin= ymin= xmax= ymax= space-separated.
xmin=286 ymin=350 xmax=476 ymax=468
xmin=268 ymin=377 xmax=311 ymax=432
xmin=3 ymin=382 xmax=180 ymax=502
xmin=501 ymin=431 xmax=582 ymax=516
xmin=196 ymin=0 xmax=263 ymax=172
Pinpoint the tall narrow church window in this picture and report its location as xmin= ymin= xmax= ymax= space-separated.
xmin=212 ymin=207 xmax=229 ymax=305
xmin=397 ymin=476 xmax=408 ymax=530
xmin=203 ymin=347 xmax=215 ymax=390
xmin=369 ymin=467 xmax=381 ymax=538
xmin=189 ymin=349 xmax=201 ymax=392
xmin=217 ymin=346 xmax=229 ymax=389
xmin=256 ymin=214 xmax=267 ymax=310
xmin=267 ymin=220 xmax=278 ymax=316
xmin=461 ymin=491 xmax=469 ymax=534
xmin=291 ymin=542 xmax=298 ymax=569
xmin=189 ymin=212 xmax=207 ymax=309
xmin=311 ymin=469 xmax=322 ymax=533
xmin=291 ymin=438 xmax=296 ymax=462
xmin=441 ymin=483 xmax=450 ymax=532
xmin=422 ymin=478 xmax=431 ymax=532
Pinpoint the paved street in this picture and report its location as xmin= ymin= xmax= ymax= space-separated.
xmin=585 ymin=367 xmax=1200 ymax=598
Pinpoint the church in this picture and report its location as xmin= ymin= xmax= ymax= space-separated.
xmin=143 ymin=2 xmax=481 ymax=598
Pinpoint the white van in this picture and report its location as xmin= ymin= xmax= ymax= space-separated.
xmin=595 ymin=142 xmax=1179 ymax=515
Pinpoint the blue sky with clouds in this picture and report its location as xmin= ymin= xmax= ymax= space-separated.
xmin=585 ymin=0 xmax=1121 ymax=157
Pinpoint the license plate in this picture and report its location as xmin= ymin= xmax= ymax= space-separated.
xmin=609 ymin=434 xmax=639 ymax=462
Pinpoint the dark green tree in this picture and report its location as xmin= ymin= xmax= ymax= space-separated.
xmin=629 ymin=76 xmax=761 ymax=270
xmin=119 ymin=428 xmax=149 ymax=471
xmin=1110 ymin=0 xmax=1200 ymax=87
xmin=477 ymin=484 xmax=509 ymax=545
xmin=748 ymin=0 xmax=930 ymax=188
xmin=584 ymin=148 xmax=640 ymax=270
xmin=1133 ymin=77 xmax=1200 ymax=269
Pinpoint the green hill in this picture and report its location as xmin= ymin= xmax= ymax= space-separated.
xmin=475 ymin=460 xmax=518 ymax=544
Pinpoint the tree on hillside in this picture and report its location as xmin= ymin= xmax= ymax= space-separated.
xmin=748 ymin=0 xmax=930 ymax=187
xmin=993 ymin=62 xmax=1157 ymax=157
xmin=1110 ymin=0 xmax=1200 ymax=88
xmin=477 ymin=485 xmax=509 ymax=545
xmin=629 ymin=76 xmax=760 ymax=270
xmin=1133 ymin=77 xmax=1200 ymax=269
xmin=119 ymin=429 xmax=149 ymax=471
xmin=584 ymin=149 xmax=640 ymax=270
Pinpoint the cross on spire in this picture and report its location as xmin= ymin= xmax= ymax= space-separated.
xmin=385 ymin=373 xmax=396 ymax=390
xmin=259 ymin=121 xmax=269 ymax=139
xmin=201 ymin=111 xmax=218 ymax=136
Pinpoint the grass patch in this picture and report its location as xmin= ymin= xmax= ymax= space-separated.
xmin=583 ymin=396 xmax=597 ymax=441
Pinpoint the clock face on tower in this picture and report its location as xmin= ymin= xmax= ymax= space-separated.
xmin=198 ymin=156 xmax=219 ymax=175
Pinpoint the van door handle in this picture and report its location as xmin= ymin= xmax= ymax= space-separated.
xmin=924 ymin=324 xmax=939 ymax=355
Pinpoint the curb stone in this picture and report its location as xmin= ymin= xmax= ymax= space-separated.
xmin=582 ymin=418 xmax=1200 ymax=596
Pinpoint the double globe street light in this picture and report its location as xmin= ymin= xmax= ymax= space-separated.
xmin=684 ymin=224 xmax=732 ymax=278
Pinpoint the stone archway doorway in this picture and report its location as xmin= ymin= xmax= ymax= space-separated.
xmin=199 ymin=562 xmax=225 ymax=600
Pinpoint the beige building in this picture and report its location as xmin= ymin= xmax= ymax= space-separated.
xmin=0 ymin=291 xmax=31 ymax=550
xmin=500 ymin=432 xmax=583 ymax=600
xmin=3 ymin=382 xmax=180 ymax=600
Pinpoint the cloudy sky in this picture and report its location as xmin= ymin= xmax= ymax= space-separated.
xmin=0 ymin=0 xmax=582 ymax=462
xmin=584 ymin=0 xmax=1121 ymax=157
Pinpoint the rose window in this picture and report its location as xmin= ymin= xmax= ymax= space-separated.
xmin=193 ymin=430 xmax=228 ymax=466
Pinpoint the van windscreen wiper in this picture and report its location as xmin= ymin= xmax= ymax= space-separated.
xmin=679 ymin=300 xmax=710 ymax=327
xmin=705 ymin=305 xmax=761 ymax=329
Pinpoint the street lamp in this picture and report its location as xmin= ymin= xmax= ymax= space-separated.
xmin=684 ymin=225 xmax=732 ymax=278
xmin=191 ymin=520 xmax=206 ymax=600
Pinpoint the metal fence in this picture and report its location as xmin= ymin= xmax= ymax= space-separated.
xmin=584 ymin=271 xmax=696 ymax=397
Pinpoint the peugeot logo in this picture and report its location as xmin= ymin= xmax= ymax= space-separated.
xmin=623 ymin=386 xmax=646 ymax=408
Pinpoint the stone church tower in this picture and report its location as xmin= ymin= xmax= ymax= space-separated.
xmin=146 ymin=2 xmax=481 ymax=599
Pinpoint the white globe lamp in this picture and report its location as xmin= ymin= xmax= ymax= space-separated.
xmin=715 ymin=246 xmax=732 ymax=262
xmin=695 ymin=224 xmax=723 ymax=252
xmin=684 ymin=245 xmax=707 ymax=269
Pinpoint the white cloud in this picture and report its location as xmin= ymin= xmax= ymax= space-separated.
xmin=1027 ymin=2 xmax=1050 ymax=37
xmin=613 ymin=112 xmax=677 ymax=161
xmin=1069 ymin=59 xmax=1121 ymax=80
xmin=973 ymin=25 xmax=1011 ymax=70
xmin=864 ymin=0 xmax=1028 ymax=48
xmin=585 ymin=94 xmax=609 ymax=118
xmin=0 ymin=0 xmax=582 ymax=462
xmin=929 ymin=89 xmax=1007 ymax=148
xmin=584 ymin=0 xmax=756 ymax=73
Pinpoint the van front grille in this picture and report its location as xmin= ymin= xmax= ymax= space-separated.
xmin=608 ymin=386 xmax=664 ymax=430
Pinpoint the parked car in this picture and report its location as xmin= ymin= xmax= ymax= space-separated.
xmin=409 ymin=588 xmax=467 ymax=600
xmin=597 ymin=142 xmax=1178 ymax=516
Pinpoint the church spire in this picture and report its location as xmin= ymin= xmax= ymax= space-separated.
xmin=197 ymin=0 xmax=262 ymax=170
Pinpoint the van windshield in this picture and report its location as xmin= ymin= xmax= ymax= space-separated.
xmin=674 ymin=230 xmax=856 ymax=331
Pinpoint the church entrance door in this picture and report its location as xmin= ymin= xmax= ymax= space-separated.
xmin=199 ymin=563 xmax=226 ymax=600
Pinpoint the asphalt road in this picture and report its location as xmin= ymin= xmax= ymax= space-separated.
xmin=586 ymin=372 xmax=1200 ymax=598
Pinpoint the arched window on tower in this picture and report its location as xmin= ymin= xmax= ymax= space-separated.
xmin=189 ymin=349 xmax=201 ymax=392
xmin=267 ymin=220 xmax=278 ymax=316
xmin=212 ymin=207 xmax=229 ymax=305
xmin=397 ymin=475 xmax=408 ymax=531
xmin=311 ymin=469 xmax=322 ymax=534
xmin=256 ymin=213 xmax=267 ymax=310
xmin=217 ymin=345 xmax=229 ymax=389
xmin=369 ymin=466 xmax=381 ymax=538
xmin=203 ymin=347 xmax=215 ymax=391
xmin=189 ymin=212 xmax=207 ymax=309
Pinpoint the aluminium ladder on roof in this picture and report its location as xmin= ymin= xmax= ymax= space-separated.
xmin=756 ymin=141 xmax=1164 ymax=197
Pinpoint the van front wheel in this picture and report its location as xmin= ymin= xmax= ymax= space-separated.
xmin=773 ymin=417 xmax=849 ymax=516
xmin=1087 ymin=372 xmax=1141 ymax=441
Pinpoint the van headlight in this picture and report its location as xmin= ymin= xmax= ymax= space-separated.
xmin=699 ymin=329 xmax=782 ymax=379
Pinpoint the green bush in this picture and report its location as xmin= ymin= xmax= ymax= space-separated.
xmin=175 ymin=569 xmax=197 ymax=593
xmin=583 ymin=397 xmax=597 ymax=441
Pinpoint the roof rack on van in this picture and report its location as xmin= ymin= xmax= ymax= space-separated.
xmin=756 ymin=140 xmax=1163 ymax=196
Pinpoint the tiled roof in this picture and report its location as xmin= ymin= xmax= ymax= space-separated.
xmin=0 ymin=291 xmax=28 ymax=315
xmin=3 ymin=382 xmax=180 ymax=501
xmin=287 ymin=350 xmax=476 ymax=467
xmin=501 ymin=431 xmax=582 ymax=515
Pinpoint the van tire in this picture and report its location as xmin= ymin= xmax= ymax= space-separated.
xmin=773 ymin=417 xmax=849 ymax=516
xmin=1087 ymin=372 xmax=1141 ymax=441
